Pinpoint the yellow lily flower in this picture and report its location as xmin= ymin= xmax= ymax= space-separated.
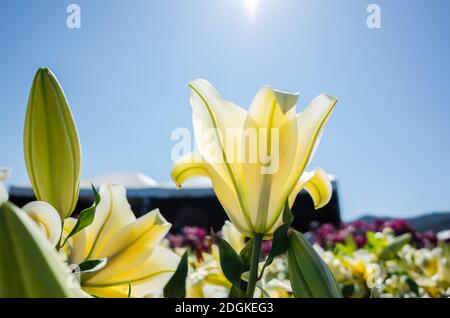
xmin=63 ymin=184 xmax=180 ymax=298
xmin=171 ymin=79 xmax=336 ymax=237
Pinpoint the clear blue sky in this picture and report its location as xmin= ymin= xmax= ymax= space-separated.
xmin=1 ymin=0 xmax=449 ymax=220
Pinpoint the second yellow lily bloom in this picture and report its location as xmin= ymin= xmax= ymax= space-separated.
xmin=171 ymin=80 xmax=336 ymax=238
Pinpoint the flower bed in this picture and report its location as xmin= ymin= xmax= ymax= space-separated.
xmin=167 ymin=220 xmax=450 ymax=298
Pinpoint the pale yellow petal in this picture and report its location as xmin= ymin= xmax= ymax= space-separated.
xmin=103 ymin=209 xmax=170 ymax=256
xmin=188 ymin=80 xmax=254 ymax=234
xmin=188 ymin=79 xmax=247 ymax=174
xmin=22 ymin=201 xmax=62 ymax=246
xmin=266 ymin=94 xmax=337 ymax=233
xmin=240 ymin=86 xmax=298 ymax=233
xmin=70 ymin=184 xmax=136 ymax=263
xmin=87 ymin=209 xmax=171 ymax=275
xmin=221 ymin=221 xmax=246 ymax=253
xmin=61 ymin=217 xmax=81 ymax=259
xmin=170 ymin=152 xmax=209 ymax=187
xmin=288 ymin=169 xmax=332 ymax=209
xmin=171 ymin=151 xmax=252 ymax=236
xmin=83 ymin=246 xmax=179 ymax=297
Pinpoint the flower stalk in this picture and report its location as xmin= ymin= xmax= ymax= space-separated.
xmin=246 ymin=233 xmax=263 ymax=297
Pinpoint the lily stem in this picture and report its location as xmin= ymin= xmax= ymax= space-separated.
xmin=246 ymin=233 xmax=263 ymax=297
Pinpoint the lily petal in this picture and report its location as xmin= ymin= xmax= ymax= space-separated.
xmin=171 ymin=152 xmax=252 ymax=236
xmin=83 ymin=246 xmax=179 ymax=298
xmin=288 ymin=169 xmax=332 ymax=209
xmin=85 ymin=209 xmax=171 ymax=279
xmin=189 ymin=79 xmax=247 ymax=172
xmin=70 ymin=184 xmax=135 ymax=264
xmin=221 ymin=221 xmax=246 ymax=253
xmin=188 ymin=80 xmax=254 ymax=233
xmin=241 ymin=86 xmax=298 ymax=233
xmin=266 ymin=93 xmax=337 ymax=232
xmin=22 ymin=201 xmax=62 ymax=246
xmin=171 ymin=152 xmax=209 ymax=187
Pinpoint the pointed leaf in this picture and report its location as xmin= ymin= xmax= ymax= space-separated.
xmin=211 ymin=230 xmax=244 ymax=286
xmin=239 ymin=238 xmax=253 ymax=272
xmin=163 ymin=250 xmax=188 ymax=298
xmin=287 ymin=229 xmax=342 ymax=298
xmin=0 ymin=202 xmax=75 ymax=297
xmin=61 ymin=185 xmax=100 ymax=247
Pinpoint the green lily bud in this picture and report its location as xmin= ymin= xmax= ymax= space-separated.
xmin=287 ymin=230 xmax=342 ymax=298
xmin=0 ymin=202 xmax=75 ymax=297
xmin=24 ymin=68 xmax=81 ymax=219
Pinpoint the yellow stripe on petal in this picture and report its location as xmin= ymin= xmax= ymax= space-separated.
xmin=170 ymin=152 xmax=209 ymax=187
xmin=288 ymin=169 xmax=332 ymax=209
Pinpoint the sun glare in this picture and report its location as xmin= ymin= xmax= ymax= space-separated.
xmin=244 ymin=0 xmax=259 ymax=18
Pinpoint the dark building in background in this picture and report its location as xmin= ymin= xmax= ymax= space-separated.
xmin=8 ymin=175 xmax=341 ymax=233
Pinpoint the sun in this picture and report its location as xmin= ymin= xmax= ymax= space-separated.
xmin=244 ymin=0 xmax=259 ymax=18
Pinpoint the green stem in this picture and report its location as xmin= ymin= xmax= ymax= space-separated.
xmin=55 ymin=220 xmax=64 ymax=251
xmin=246 ymin=233 xmax=263 ymax=297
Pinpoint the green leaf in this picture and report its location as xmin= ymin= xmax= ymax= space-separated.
xmin=0 ymin=202 xmax=75 ymax=297
xmin=366 ymin=231 xmax=382 ymax=253
xmin=258 ymin=201 xmax=293 ymax=280
xmin=228 ymin=285 xmax=247 ymax=298
xmin=163 ymin=250 xmax=189 ymax=298
xmin=379 ymin=233 xmax=411 ymax=260
xmin=341 ymin=284 xmax=355 ymax=298
xmin=335 ymin=234 xmax=357 ymax=256
xmin=239 ymin=238 xmax=253 ymax=272
xmin=404 ymin=276 xmax=419 ymax=295
xmin=287 ymin=229 xmax=342 ymax=298
xmin=344 ymin=233 xmax=357 ymax=252
xmin=78 ymin=258 xmax=107 ymax=273
xmin=211 ymin=230 xmax=244 ymax=286
xmin=61 ymin=185 xmax=100 ymax=248
xmin=24 ymin=67 xmax=81 ymax=219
